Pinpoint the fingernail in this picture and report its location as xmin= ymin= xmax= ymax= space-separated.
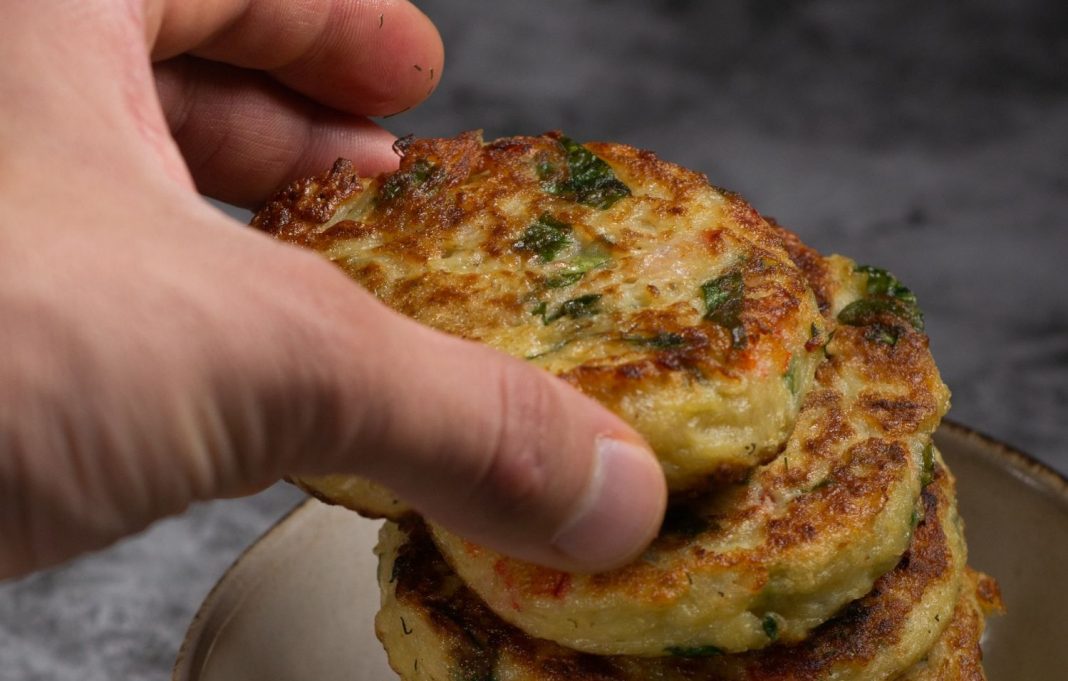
xmin=551 ymin=437 xmax=666 ymax=572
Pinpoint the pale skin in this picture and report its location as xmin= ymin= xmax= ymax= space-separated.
xmin=0 ymin=0 xmax=666 ymax=580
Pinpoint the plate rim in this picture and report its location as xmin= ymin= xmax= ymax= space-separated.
xmin=172 ymin=419 xmax=1068 ymax=680
xmin=937 ymin=419 xmax=1068 ymax=494
xmin=172 ymin=497 xmax=318 ymax=681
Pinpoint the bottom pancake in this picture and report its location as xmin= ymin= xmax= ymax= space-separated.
xmin=897 ymin=569 xmax=1002 ymax=681
xmin=374 ymin=457 xmax=976 ymax=681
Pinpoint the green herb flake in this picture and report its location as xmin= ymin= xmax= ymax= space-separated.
xmin=547 ymin=136 xmax=632 ymax=209
xmin=864 ymin=323 xmax=901 ymax=346
xmin=570 ymin=246 xmax=611 ymax=272
xmin=839 ymin=265 xmax=925 ymax=333
xmin=784 ymin=356 xmax=800 ymax=395
xmin=544 ymin=294 xmax=603 ymax=323
xmin=625 ymin=332 xmax=687 ymax=349
xmin=543 ymin=245 xmax=611 ymax=288
xmin=920 ymin=442 xmax=936 ymax=487
xmin=378 ymin=158 xmax=436 ymax=202
xmin=762 ymin=615 xmax=780 ymax=641
xmin=525 ymin=339 xmax=570 ymax=360
xmin=700 ymin=271 xmax=747 ymax=347
xmin=544 ymin=271 xmax=586 ymax=288
xmin=856 ymin=265 xmax=919 ymax=306
xmin=514 ymin=213 xmax=573 ymax=262
xmin=666 ymin=645 xmax=724 ymax=658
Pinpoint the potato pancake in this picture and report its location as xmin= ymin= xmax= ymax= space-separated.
xmin=255 ymin=132 xmax=827 ymax=488
xmin=899 ymin=569 xmax=1002 ymax=681
xmin=428 ymin=248 xmax=948 ymax=655
xmin=374 ymin=455 xmax=972 ymax=681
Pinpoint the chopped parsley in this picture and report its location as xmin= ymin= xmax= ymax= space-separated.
xmin=544 ymin=271 xmax=586 ymax=288
xmin=544 ymin=245 xmax=611 ymax=288
xmin=514 ymin=213 xmax=572 ymax=262
xmin=545 ymin=137 xmax=632 ymax=209
xmin=856 ymin=265 xmax=918 ymax=306
xmin=625 ymin=332 xmax=688 ymax=349
xmin=378 ymin=158 xmax=437 ymax=202
xmin=762 ymin=615 xmax=780 ymax=641
xmin=837 ymin=265 xmax=925 ymax=337
xmin=548 ymin=294 xmax=602 ymax=322
xmin=533 ymin=294 xmax=604 ymax=324
xmin=784 ymin=357 xmax=800 ymax=395
xmin=700 ymin=270 xmax=747 ymax=347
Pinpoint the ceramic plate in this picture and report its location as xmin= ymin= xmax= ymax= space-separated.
xmin=173 ymin=422 xmax=1068 ymax=681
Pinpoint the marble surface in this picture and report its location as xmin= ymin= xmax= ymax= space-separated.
xmin=2 ymin=1 xmax=1065 ymax=679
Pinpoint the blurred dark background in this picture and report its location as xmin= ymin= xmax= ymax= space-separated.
xmin=2 ymin=2 xmax=1065 ymax=679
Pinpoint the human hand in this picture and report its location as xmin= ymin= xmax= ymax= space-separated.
xmin=0 ymin=0 xmax=666 ymax=580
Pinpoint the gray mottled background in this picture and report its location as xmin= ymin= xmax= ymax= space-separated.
xmin=2 ymin=1 xmax=1065 ymax=679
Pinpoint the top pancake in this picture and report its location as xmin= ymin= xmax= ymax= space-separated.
xmin=254 ymin=132 xmax=826 ymax=488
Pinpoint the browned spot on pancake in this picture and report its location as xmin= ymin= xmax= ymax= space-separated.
xmin=796 ymin=389 xmax=854 ymax=462
xmin=767 ymin=218 xmax=835 ymax=315
xmin=859 ymin=394 xmax=939 ymax=436
xmin=765 ymin=438 xmax=909 ymax=553
xmin=736 ymin=251 xmax=812 ymax=340
xmin=832 ymin=324 xmax=947 ymax=437
xmin=703 ymin=228 xmax=727 ymax=256
xmin=252 ymin=158 xmax=364 ymax=244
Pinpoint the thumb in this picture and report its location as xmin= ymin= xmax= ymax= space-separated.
xmin=281 ymin=275 xmax=667 ymax=573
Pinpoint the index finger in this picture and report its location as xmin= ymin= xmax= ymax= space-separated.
xmin=147 ymin=0 xmax=444 ymax=117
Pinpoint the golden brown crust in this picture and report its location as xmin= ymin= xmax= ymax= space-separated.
xmin=251 ymin=158 xmax=366 ymax=245
xmin=766 ymin=216 xmax=835 ymax=316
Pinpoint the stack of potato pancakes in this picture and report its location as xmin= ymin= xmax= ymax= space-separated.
xmin=254 ymin=132 xmax=1002 ymax=681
